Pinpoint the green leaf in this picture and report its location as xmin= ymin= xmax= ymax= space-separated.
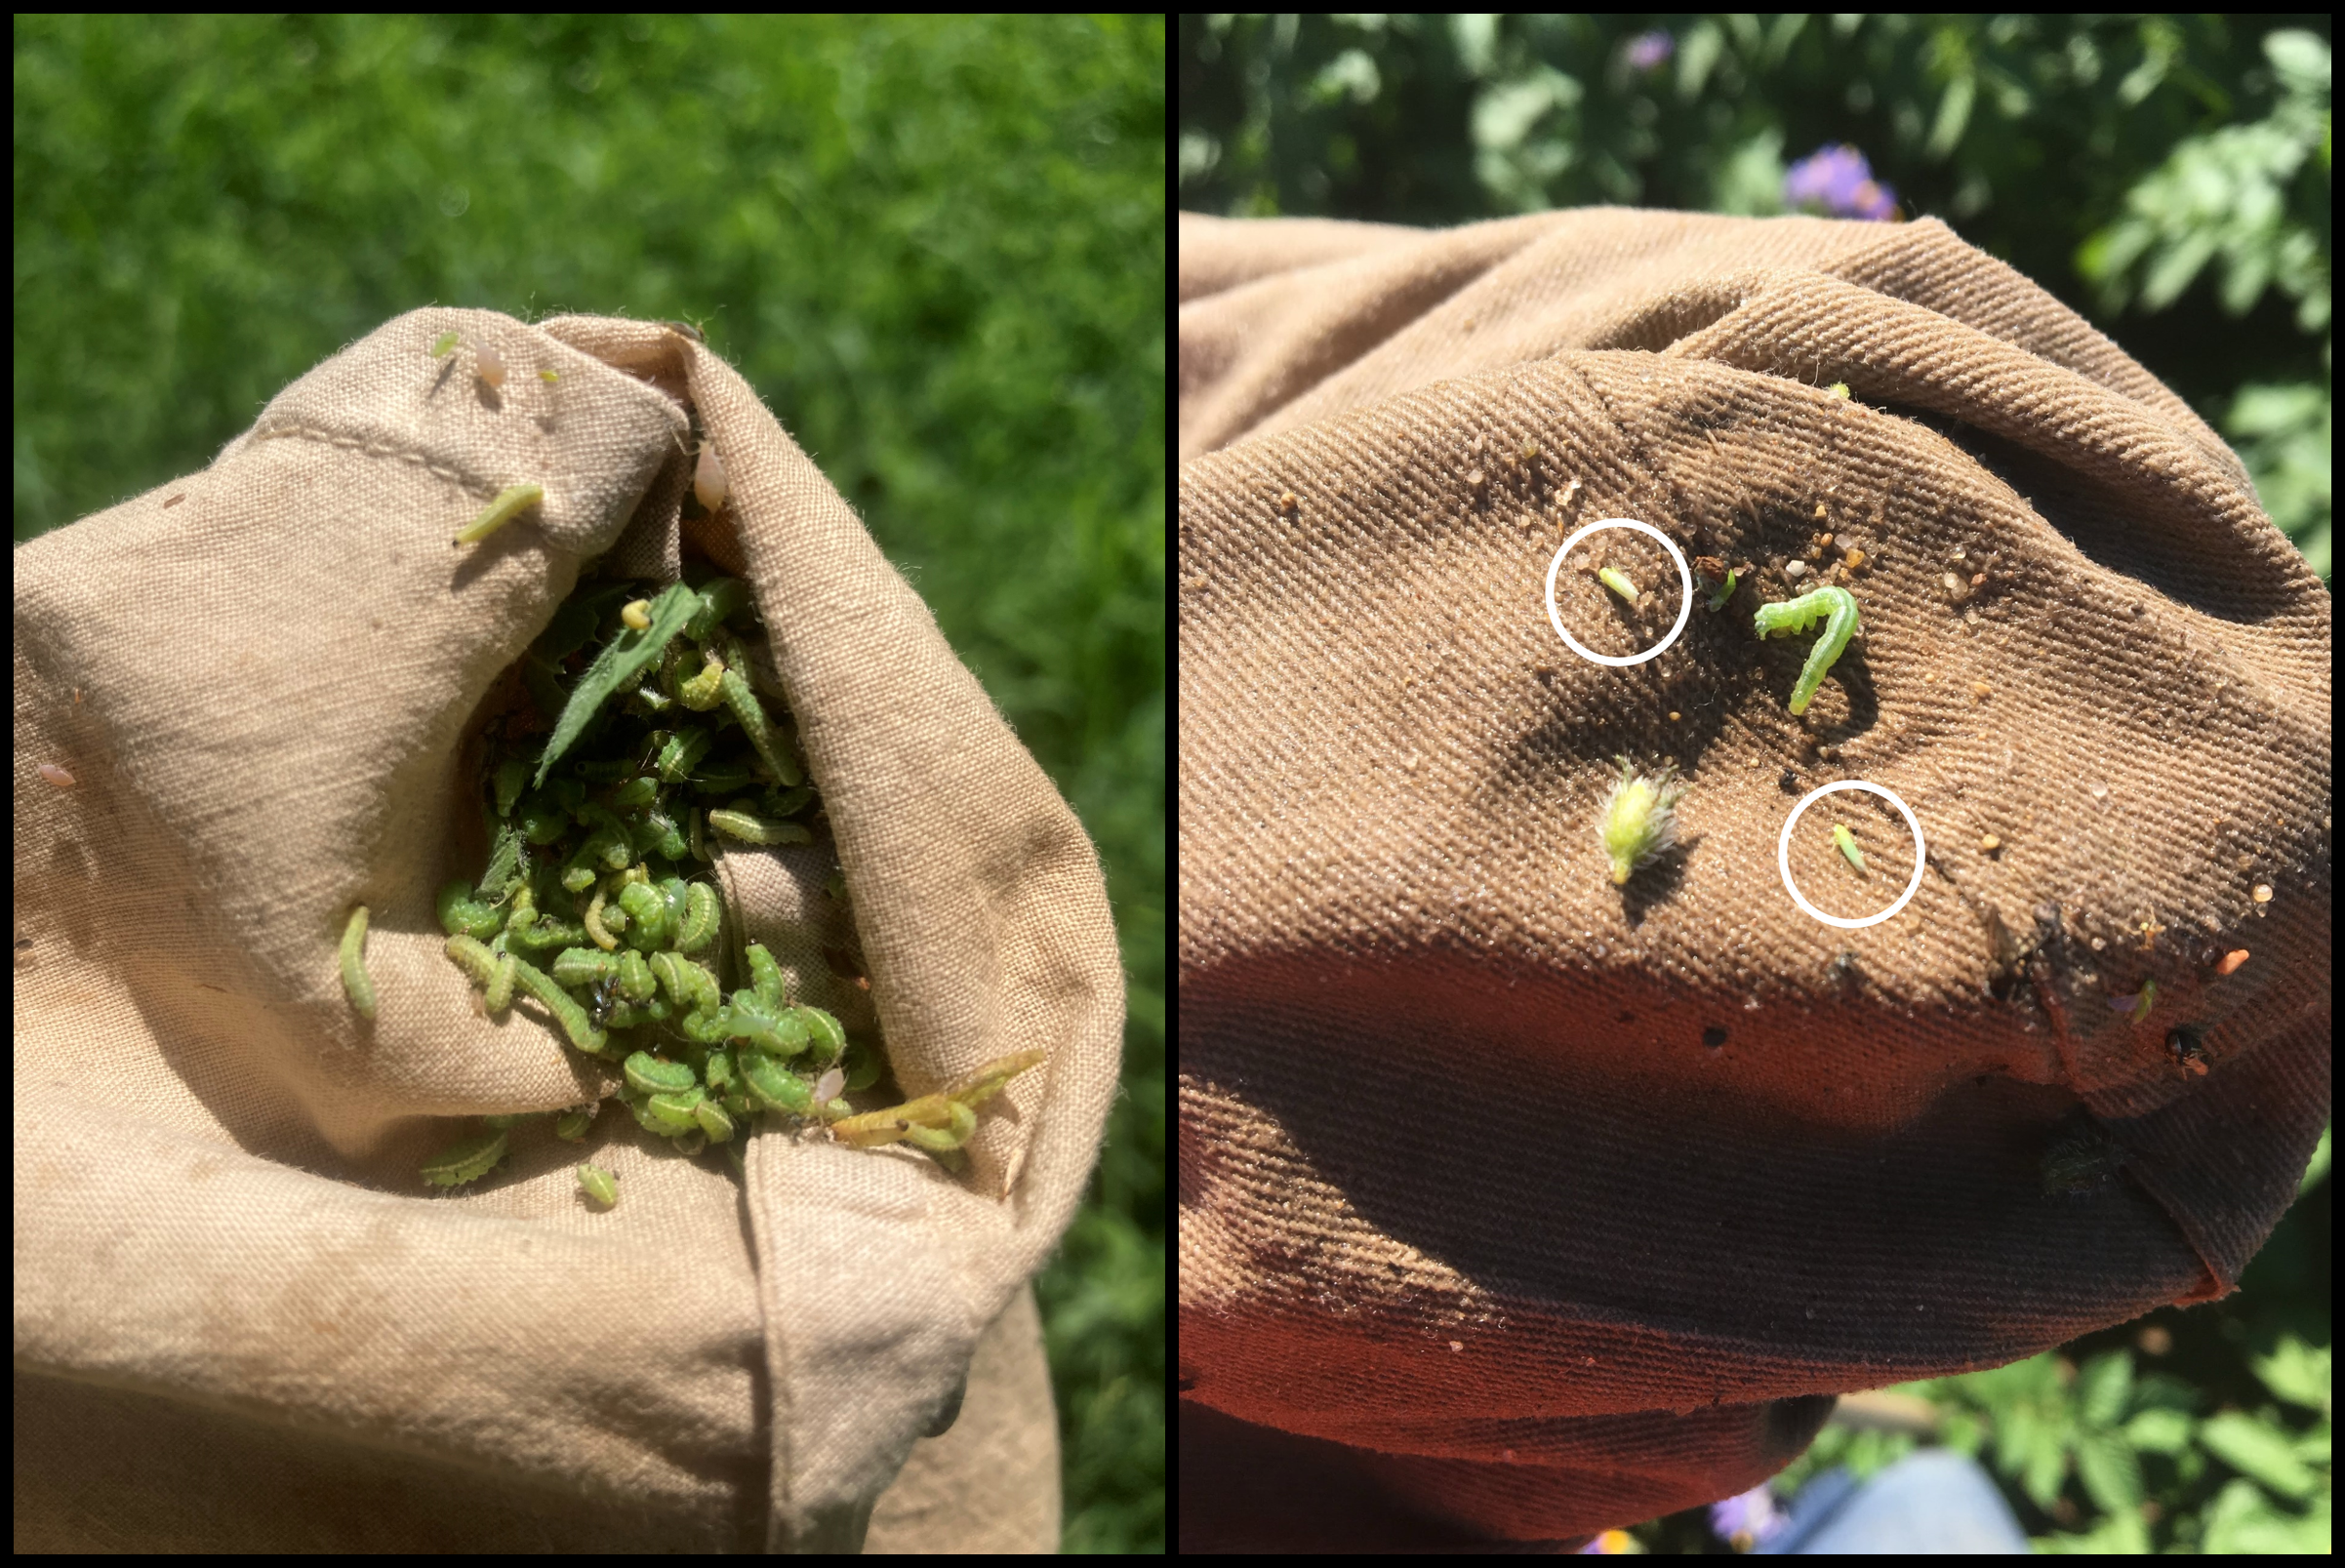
xmin=2199 ymin=1474 xmax=2329 ymax=1553
xmin=2262 ymin=29 xmax=2330 ymax=95
xmin=2001 ymin=1402 xmax=2073 ymax=1508
xmin=2123 ymin=1407 xmax=2195 ymax=1455
xmin=2077 ymin=1349 xmax=2134 ymax=1429
xmin=1927 ymin=72 xmax=1976 ymax=159
xmin=2248 ymin=1334 xmax=2331 ymax=1415
xmin=2072 ymin=1427 xmax=2144 ymax=1512
xmin=2198 ymin=1411 xmax=2321 ymax=1499
xmin=534 ymin=583 xmax=702 ymax=786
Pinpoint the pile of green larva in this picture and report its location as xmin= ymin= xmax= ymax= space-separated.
xmin=397 ymin=568 xmax=1039 ymax=1204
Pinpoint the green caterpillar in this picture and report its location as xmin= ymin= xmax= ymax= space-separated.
xmin=417 ymin=570 xmax=1042 ymax=1193
xmin=1754 ymin=586 xmax=1860 ymax=716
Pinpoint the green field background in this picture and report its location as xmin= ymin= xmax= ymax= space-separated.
xmin=17 ymin=14 xmax=1163 ymax=1551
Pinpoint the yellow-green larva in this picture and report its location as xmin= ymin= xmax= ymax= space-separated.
xmin=1754 ymin=585 xmax=1861 ymax=716
xmin=426 ymin=566 xmax=1049 ymax=1189
xmin=455 ymin=483 xmax=545 ymax=545
xmin=715 ymin=641 xmax=801 ymax=785
xmin=430 ymin=330 xmax=460 ymax=357
xmin=340 ymin=904 xmax=377 ymax=1021
xmin=691 ymin=1098 xmax=736 ymax=1144
xmin=577 ymin=1162 xmax=619 ymax=1207
xmin=1833 ymin=824 xmax=1867 ymax=874
xmin=946 ymin=1047 xmax=1046 ymax=1109
xmin=483 ymin=950 xmax=516 ymax=1014
xmin=625 ymin=1050 xmax=698 ymax=1098
xmin=674 ymin=882 xmax=720 ymax=953
xmin=1597 ymin=566 xmax=1638 ymax=602
xmin=422 ymin=1127 xmax=508 ymax=1188
xmin=504 ymin=949 xmax=609 ymax=1056
xmin=708 ymin=807 xmax=814 ymax=846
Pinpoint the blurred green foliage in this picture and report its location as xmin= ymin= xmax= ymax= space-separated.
xmin=16 ymin=14 xmax=1162 ymax=1551
xmin=1180 ymin=13 xmax=2330 ymax=580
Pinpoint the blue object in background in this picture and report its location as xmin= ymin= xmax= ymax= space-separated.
xmin=1759 ymin=1451 xmax=2031 ymax=1554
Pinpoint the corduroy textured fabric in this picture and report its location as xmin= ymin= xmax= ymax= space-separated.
xmin=1178 ymin=209 xmax=2329 ymax=1548
xmin=15 ymin=308 xmax=1123 ymax=1552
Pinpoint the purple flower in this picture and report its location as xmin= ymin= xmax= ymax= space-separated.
xmin=1625 ymin=30 xmax=1674 ymax=73
xmin=1784 ymin=143 xmax=1900 ymax=221
xmin=1708 ymin=1483 xmax=1790 ymax=1550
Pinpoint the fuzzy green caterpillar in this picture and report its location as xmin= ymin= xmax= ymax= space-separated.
xmin=1597 ymin=755 xmax=1687 ymax=887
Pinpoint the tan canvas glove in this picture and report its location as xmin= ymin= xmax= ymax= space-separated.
xmin=1178 ymin=209 xmax=2328 ymax=1548
xmin=15 ymin=308 xmax=1123 ymax=1552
